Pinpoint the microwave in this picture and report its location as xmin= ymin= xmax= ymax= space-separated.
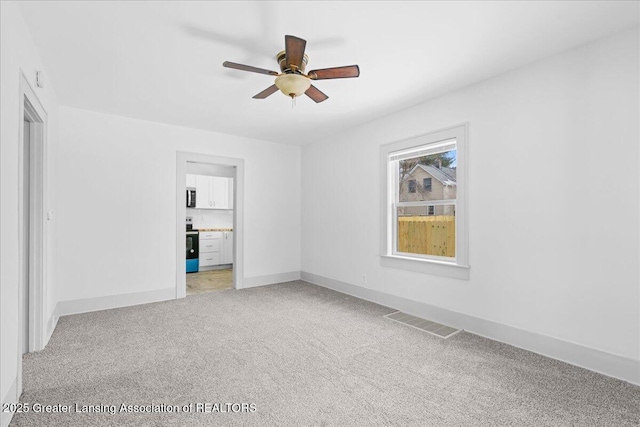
xmin=186 ymin=189 xmax=196 ymax=208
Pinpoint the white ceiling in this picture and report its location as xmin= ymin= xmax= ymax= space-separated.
xmin=17 ymin=1 xmax=639 ymax=145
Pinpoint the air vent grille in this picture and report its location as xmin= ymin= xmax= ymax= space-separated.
xmin=384 ymin=311 xmax=461 ymax=339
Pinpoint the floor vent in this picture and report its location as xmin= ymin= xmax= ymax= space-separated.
xmin=384 ymin=311 xmax=461 ymax=339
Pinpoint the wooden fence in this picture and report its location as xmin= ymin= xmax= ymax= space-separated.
xmin=398 ymin=216 xmax=455 ymax=257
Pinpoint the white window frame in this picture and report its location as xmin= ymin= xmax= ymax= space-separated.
xmin=380 ymin=124 xmax=469 ymax=280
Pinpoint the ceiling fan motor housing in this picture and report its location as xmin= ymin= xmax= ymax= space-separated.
xmin=276 ymin=50 xmax=308 ymax=74
xmin=274 ymin=50 xmax=311 ymax=97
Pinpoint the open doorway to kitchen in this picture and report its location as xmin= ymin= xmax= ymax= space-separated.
xmin=185 ymin=163 xmax=235 ymax=295
xmin=176 ymin=152 xmax=244 ymax=298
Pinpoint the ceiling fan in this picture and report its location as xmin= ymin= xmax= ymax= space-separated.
xmin=223 ymin=35 xmax=359 ymax=103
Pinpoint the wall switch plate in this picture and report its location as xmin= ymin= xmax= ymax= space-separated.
xmin=46 ymin=210 xmax=54 ymax=220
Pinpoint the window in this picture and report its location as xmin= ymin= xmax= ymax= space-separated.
xmin=423 ymin=178 xmax=432 ymax=192
xmin=380 ymin=124 xmax=469 ymax=279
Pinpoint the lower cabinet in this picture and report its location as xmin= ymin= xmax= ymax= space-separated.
xmin=199 ymin=231 xmax=233 ymax=271
xmin=199 ymin=232 xmax=222 ymax=270
xmin=222 ymin=231 xmax=233 ymax=264
xmin=199 ymin=252 xmax=220 ymax=267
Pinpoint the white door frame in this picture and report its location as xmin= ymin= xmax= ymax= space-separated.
xmin=176 ymin=151 xmax=244 ymax=297
xmin=17 ymin=71 xmax=48 ymax=396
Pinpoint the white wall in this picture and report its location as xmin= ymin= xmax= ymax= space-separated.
xmin=0 ymin=1 xmax=59 ymax=422
xmin=56 ymin=107 xmax=301 ymax=302
xmin=302 ymin=29 xmax=639 ymax=371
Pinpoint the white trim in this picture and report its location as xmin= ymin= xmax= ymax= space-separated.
xmin=176 ymin=152 xmax=245 ymax=297
xmin=241 ymin=271 xmax=301 ymax=289
xmin=1 ymin=375 xmax=18 ymax=427
xmin=19 ymin=71 xmax=48 ymax=351
xmin=301 ymin=271 xmax=640 ymax=386
xmin=55 ymin=288 xmax=176 ymax=317
xmin=390 ymin=139 xmax=456 ymax=161
xmin=16 ymin=71 xmax=48 ymax=402
xmin=380 ymin=255 xmax=470 ymax=279
xmin=23 ymin=95 xmax=46 ymax=351
xmin=45 ymin=311 xmax=59 ymax=344
xmin=397 ymin=200 xmax=455 ymax=207
xmin=380 ymin=123 xmax=469 ymax=277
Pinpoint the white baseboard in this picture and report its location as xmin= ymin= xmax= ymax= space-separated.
xmin=301 ymin=271 xmax=640 ymax=386
xmin=55 ymin=287 xmax=176 ymax=317
xmin=241 ymin=271 xmax=301 ymax=289
xmin=1 ymin=375 xmax=18 ymax=427
xmin=45 ymin=311 xmax=58 ymax=345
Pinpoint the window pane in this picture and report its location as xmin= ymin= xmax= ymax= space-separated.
xmin=423 ymin=178 xmax=432 ymax=192
xmin=399 ymin=149 xmax=457 ymax=202
xmin=397 ymin=207 xmax=456 ymax=258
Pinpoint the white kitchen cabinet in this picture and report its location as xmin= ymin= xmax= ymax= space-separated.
xmin=199 ymin=252 xmax=220 ymax=267
xmin=186 ymin=174 xmax=196 ymax=188
xmin=222 ymin=231 xmax=233 ymax=264
xmin=228 ymin=178 xmax=234 ymax=209
xmin=194 ymin=175 xmax=229 ymax=210
xmin=198 ymin=231 xmax=232 ymax=270
xmin=199 ymin=231 xmax=232 ymax=269
xmin=210 ymin=177 xmax=229 ymax=209
xmin=195 ymin=175 xmax=211 ymax=209
xmin=200 ymin=237 xmax=221 ymax=253
xmin=199 ymin=231 xmax=222 ymax=269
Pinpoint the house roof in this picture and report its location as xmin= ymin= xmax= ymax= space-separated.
xmin=409 ymin=164 xmax=457 ymax=186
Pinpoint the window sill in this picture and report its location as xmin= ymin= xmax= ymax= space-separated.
xmin=380 ymin=254 xmax=470 ymax=280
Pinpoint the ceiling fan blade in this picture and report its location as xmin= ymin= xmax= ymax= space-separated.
xmin=285 ymin=35 xmax=307 ymax=71
xmin=308 ymin=65 xmax=360 ymax=80
xmin=253 ymin=85 xmax=279 ymax=99
xmin=305 ymin=85 xmax=329 ymax=103
xmin=223 ymin=61 xmax=278 ymax=76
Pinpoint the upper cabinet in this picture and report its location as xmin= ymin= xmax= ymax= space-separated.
xmin=186 ymin=174 xmax=196 ymax=188
xmin=194 ymin=175 xmax=232 ymax=210
xmin=210 ymin=176 xmax=229 ymax=209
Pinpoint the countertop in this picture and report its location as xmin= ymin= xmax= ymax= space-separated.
xmin=196 ymin=228 xmax=233 ymax=232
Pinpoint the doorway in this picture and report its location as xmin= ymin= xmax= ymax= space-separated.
xmin=185 ymin=163 xmax=235 ymax=295
xmin=176 ymin=152 xmax=244 ymax=298
xmin=17 ymin=72 xmax=48 ymax=398
xmin=22 ymin=117 xmax=31 ymax=354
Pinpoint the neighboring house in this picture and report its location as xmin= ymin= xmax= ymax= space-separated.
xmin=399 ymin=163 xmax=457 ymax=216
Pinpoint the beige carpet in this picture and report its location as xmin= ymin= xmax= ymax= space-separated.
xmin=10 ymin=281 xmax=640 ymax=426
xmin=186 ymin=269 xmax=232 ymax=295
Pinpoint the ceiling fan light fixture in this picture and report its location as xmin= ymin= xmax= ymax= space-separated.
xmin=223 ymin=35 xmax=358 ymax=103
xmin=274 ymin=74 xmax=311 ymax=98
